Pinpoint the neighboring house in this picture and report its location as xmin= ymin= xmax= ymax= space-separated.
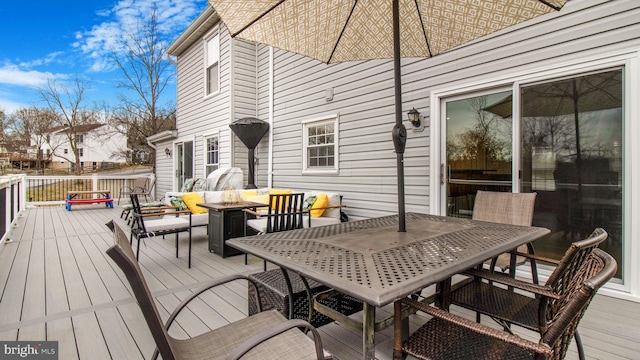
xmin=30 ymin=123 xmax=128 ymax=172
xmin=158 ymin=0 xmax=640 ymax=302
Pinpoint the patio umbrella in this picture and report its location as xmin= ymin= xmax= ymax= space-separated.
xmin=207 ymin=0 xmax=567 ymax=232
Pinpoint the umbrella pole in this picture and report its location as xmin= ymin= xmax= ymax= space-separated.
xmin=391 ymin=0 xmax=406 ymax=232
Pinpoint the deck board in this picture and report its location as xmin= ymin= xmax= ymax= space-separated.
xmin=0 ymin=205 xmax=638 ymax=359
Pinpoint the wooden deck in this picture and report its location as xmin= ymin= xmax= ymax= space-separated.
xmin=0 ymin=205 xmax=638 ymax=359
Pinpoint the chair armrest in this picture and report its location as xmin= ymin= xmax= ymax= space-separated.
xmin=514 ymin=251 xmax=561 ymax=265
xmin=163 ymin=274 xmax=263 ymax=331
xmin=461 ymin=268 xmax=559 ymax=299
xmin=244 ymin=208 xmax=261 ymax=217
xmin=226 ymin=318 xmax=329 ymax=360
xmin=398 ymin=297 xmax=553 ymax=357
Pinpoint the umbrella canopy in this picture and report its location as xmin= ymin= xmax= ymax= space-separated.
xmin=483 ymin=71 xmax=622 ymax=119
xmin=208 ymin=0 xmax=567 ymax=231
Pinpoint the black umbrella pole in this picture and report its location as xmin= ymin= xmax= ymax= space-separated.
xmin=392 ymin=0 xmax=406 ymax=232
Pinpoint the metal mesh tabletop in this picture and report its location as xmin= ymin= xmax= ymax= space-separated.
xmin=228 ymin=212 xmax=549 ymax=307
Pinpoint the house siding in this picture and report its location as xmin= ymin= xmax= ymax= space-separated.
xmin=248 ymin=0 xmax=640 ymax=220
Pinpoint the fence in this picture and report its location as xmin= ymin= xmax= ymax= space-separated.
xmin=24 ymin=173 xmax=155 ymax=204
xmin=1 ymin=174 xmax=27 ymax=244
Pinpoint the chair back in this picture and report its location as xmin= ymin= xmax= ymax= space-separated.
xmin=129 ymin=193 xmax=148 ymax=233
xmin=266 ymin=193 xmax=305 ymax=233
xmin=472 ymin=190 xmax=536 ymax=226
xmin=541 ymin=248 xmax=616 ymax=359
xmin=131 ymin=177 xmax=149 ymax=192
xmin=545 ymin=228 xmax=608 ymax=297
xmin=106 ymin=222 xmax=177 ymax=360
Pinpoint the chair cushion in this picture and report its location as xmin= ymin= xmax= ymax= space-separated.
xmin=144 ymin=217 xmax=190 ymax=232
xmin=247 ymin=218 xmax=268 ymax=233
xmin=181 ymin=192 xmax=207 ymax=214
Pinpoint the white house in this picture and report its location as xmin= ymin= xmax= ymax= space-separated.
xmin=31 ymin=123 xmax=129 ymax=172
xmin=157 ymin=0 xmax=640 ymax=302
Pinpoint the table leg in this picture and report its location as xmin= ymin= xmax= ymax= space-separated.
xmin=363 ymin=302 xmax=375 ymax=360
xmin=436 ymin=277 xmax=452 ymax=311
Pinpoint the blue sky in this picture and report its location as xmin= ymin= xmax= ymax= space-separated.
xmin=0 ymin=0 xmax=209 ymax=115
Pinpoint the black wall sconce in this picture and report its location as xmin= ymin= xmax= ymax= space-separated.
xmin=407 ymin=108 xmax=421 ymax=128
xmin=164 ymin=148 xmax=172 ymax=158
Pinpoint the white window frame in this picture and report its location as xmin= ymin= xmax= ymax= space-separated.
xmin=302 ymin=114 xmax=339 ymax=174
xmin=430 ymin=49 xmax=640 ymax=301
xmin=204 ymin=28 xmax=220 ymax=97
xmin=203 ymin=131 xmax=220 ymax=176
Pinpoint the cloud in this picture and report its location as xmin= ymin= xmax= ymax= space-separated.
xmin=74 ymin=0 xmax=206 ymax=72
xmin=0 ymin=62 xmax=62 ymax=88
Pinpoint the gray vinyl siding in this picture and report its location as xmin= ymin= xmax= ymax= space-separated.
xmin=166 ymin=0 xmax=639 ymax=220
xmin=247 ymin=0 xmax=640 ymax=220
xmin=230 ymin=40 xmax=259 ymax=183
xmin=257 ymin=49 xmax=431 ymax=219
xmin=154 ymin=140 xmax=174 ymax=197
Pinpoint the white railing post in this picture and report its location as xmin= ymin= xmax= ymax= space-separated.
xmin=92 ymin=174 xmax=99 ymax=199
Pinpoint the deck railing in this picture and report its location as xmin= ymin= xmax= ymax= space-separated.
xmin=1 ymin=174 xmax=27 ymax=244
xmin=24 ymin=174 xmax=155 ymax=204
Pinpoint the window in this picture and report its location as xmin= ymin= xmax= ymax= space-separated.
xmin=437 ymin=66 xmax=625 ymax=283
xmin=205 ymin=135 xmax=219 ymax=176
xmin=63 ymin=148 xmax=68 ymax=154
xmin=76 ymin=134 xmax=83 ymax=144
xmin=303 ymin=116 xmax=338 ymax=173
xmin=78 ymin=148 xmax=84 ymax=157
xmin=205 ymin=34 xmax=219 ymax=95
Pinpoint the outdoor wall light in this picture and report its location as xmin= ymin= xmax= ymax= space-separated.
xmin=407 ymin=108 xmax=421 ymax=128
xmin=164 ymin=148 xmax=172 ymax=158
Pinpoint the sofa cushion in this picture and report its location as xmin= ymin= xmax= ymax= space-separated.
xmin=181 ymin=192 xmax=207 ymax=214
xmin=304 ymin=216 xmax=340 ymax=228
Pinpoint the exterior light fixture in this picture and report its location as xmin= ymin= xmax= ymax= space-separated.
xmin=407 ymin=108 xmax=421 ymax=128
xmin=164 ymin=148 xmax=172 ymax=158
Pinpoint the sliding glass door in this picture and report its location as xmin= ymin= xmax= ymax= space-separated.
xmin=441 ymin=69 xmax=624 ymax=280
xmin=444 ymin=90 xmax=513 ymax=218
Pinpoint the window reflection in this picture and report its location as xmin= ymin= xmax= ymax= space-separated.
xmin=520 ymin=70 xmax=623 ymax=279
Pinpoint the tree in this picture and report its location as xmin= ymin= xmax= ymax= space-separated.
xmin=110 ymin=8 xmax=176 ymax=170
xmin=40 ymin=77 xmax=99 ymax=175
xmin=8 ymin=107 xmax=58 ymax=170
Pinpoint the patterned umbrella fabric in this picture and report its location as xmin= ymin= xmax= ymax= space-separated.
xmin=207 ymin=0 xmax=567 ymax=231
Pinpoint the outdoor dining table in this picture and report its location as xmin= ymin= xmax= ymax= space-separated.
xmin=227 ymin=212 xmax=550 ymax=359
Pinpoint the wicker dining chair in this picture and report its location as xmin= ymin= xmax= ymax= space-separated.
xmin=472 ymin=190 xmax=538 ymax=282
xmin=105 ymin=221 xmax=331 ymax=360
xmin=394 ymin=247 xmax=616 ymax=360
xmin=449 ymin=228 xmax=609 ymax=360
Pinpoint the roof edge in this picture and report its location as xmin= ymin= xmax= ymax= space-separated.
xmin=167 ymin=6 xmax=220 ymax=56
xmin=147 ymin=130 xmax=178 ymax=143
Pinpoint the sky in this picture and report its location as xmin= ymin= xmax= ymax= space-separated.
xmin=0 ymin=0 xmax=209 ymax=115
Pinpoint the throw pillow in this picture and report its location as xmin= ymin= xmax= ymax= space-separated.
xmin=303 ymin=196 xmax=317 ymax=212
xmin=181 ymin=192 xmax=207 ymax=214
xmin=269 ymin=189 xmax=292 ymax=211
xmin=169 ymin=196 xmax=187 ymax=211
xmin=192 ymin=178 xmax=207 ymax=191
xmin=245 ymin=194 xmax=269 ymax=210
xmin=180 ymin=178 xmax=196 ymax=192
xmin=310 ymin=193 xmax=328 ymax=218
